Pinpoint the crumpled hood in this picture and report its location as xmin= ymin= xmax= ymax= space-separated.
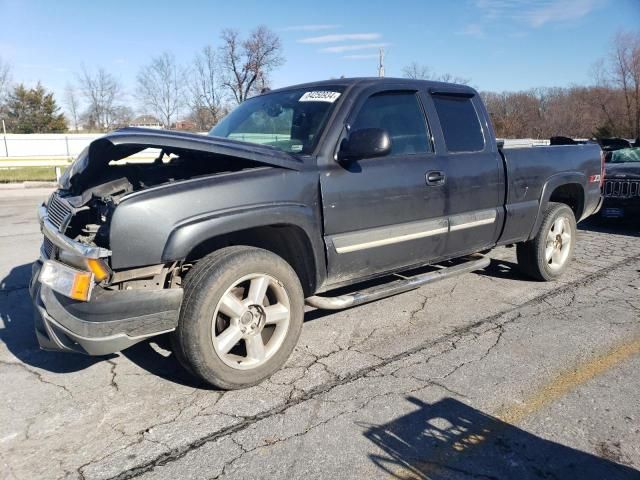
xmin=605 ymin=162 xmax=640 ymax=180
xmin=59 ymin=127 xmax=303 ymax=192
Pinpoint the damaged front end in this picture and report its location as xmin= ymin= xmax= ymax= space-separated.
xmin=31 ymin=128 xmax=302 ymax=355
xmin=32 ymin=184 xmax=183 ymax=355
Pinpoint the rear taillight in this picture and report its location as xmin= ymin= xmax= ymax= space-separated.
xmin=600 ymin=150 xmax=605 ymax=188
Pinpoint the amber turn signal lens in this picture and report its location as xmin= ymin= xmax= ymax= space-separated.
xmin=39 ymin=260 xmax=95 ymax=302
xmin=86 ymin=258 xmax=110 ymax=282
xmin=70 ymin=272 xmax=93 ymax=301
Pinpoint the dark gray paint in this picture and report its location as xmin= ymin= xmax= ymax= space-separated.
xmin=69 ymin=78 xmax=603 ymax=292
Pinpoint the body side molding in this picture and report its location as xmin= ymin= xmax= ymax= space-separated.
xmin=330 ymin=208 xmax=498 ymax=254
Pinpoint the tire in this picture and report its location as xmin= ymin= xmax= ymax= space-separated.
xmin=516 ymin=202 xmax=576 ymax=281
xmin=172 ymin=246 xmax=304 ymax=389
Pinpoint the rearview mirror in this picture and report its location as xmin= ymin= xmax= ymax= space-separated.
xmin=339 ymin=128 xmax=391 ymax=162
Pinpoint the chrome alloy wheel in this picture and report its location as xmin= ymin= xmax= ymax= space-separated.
xmin=211 ymin=273 xmax=291 ymax=370
xmin=545 ymin=216 xmax=572 ymax=271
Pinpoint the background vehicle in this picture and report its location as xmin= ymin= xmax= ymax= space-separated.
xmin=598 ymin=137 xmax=632 ymax=152
xmin=31 ymin=78 xmax=603 ymax=389
xmin=601 ymin=147 xmax=640 ymax=220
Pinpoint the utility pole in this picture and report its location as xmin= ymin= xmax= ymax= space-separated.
xmin=378 ymin=47 xmax=385 ymax=78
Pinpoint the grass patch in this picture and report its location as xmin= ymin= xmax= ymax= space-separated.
xmin=0 ymin=166 xmax=63 ymax=182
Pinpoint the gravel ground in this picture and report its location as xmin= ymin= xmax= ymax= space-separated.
xmin=1 ymin=188 xmax=639 ymax=480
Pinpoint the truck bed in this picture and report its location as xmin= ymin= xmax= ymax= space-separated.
xmin=499 ymin=143 xmax=602 ymax=244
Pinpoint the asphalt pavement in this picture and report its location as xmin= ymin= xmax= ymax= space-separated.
xmin=1 ymin=188 xmax=639 ymax=480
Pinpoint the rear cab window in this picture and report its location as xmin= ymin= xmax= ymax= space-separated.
xmin=432 ymin=95 xmax=485 ymax=153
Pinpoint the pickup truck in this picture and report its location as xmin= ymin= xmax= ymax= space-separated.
xmin=30 ymin=77 xmax=603 ymax=389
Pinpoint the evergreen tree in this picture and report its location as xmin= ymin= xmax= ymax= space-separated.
xmin=6 ymin=83 xmax=67 ymax=133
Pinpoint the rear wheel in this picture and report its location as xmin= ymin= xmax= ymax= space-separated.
xmin=516 ymin=202 xmax=576 ymax=281
xmin=173 ymin=246 xmax=304 ymax=389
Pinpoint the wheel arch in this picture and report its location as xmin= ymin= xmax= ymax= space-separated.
xmin=528 ymin=173 xmax=586 ymax=241
xmin=162 ymin=204 xmax=326 ymax=296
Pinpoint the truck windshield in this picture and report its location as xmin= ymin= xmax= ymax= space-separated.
xmin=209 ymin=87 xmax=344 ymax=155
xmin=609 ymin=147 xmax=640 ymax=163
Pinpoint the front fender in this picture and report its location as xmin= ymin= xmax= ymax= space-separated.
xmin=108 ymin=167 xmax=321 ymax=270
xmin=162 ymin=203 xmax=327 ymax=288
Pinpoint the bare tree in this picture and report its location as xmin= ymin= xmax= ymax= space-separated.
xmin=585 ymin=59 xmax=624 ymax=136
xmin=188 ymin=45 xmax=224 ymax=130
xmin=436 ymin=72 xmax=471 ymax=85
xmin=110 ymin=105 xmax=134 ymax=128
xmin=482 ymin=84 xmax=635 ymax=139
xmin=482 ymin=90 xmax=541 ymax=138
xmin=401 ymin=62 xmax=470 ymax=85
xmin=219 ymin=26 xmax=284 ymax=104
xmin=78 ymin=66 xmax=124 ymax=130
xmin=136 ymin=52 xmax=185 ymax=128
xmin=64 ymin=84 xmax=80 ymax=132
xmin=609 ymin=31 xmax=640 ymax=138
xmin=0 ymin=57 xmax=11 ymax=104
xmin=402 ymin=62 xmax=431 ymax=80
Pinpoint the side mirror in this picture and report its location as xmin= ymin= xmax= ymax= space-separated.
xmin=339 ymin=128 xmax=391 ymax=162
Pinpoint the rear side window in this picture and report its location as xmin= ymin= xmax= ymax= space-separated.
xmin=432 ymin=95 xmax=484 ymax=152
xmin=351 ymin=92 xmax=431 ymax=155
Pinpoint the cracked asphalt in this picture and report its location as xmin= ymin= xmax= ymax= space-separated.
xmin=1 ymin=188 xmax=639 ymax=480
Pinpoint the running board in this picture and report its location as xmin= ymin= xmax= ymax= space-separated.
xmin=305 ymin=254 xmax=490 ymax=310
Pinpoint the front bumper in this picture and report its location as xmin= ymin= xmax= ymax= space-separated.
xmin=600 ymin=197 xmax=640 ymax=219
xmin=30 ymin=261 xmax=182 ymax=355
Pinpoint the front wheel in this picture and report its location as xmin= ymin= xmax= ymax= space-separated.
xmin=516 ymin=202 xmax=576 ymax=281
xmin=173 ymin=246 xmax=304 ymax=389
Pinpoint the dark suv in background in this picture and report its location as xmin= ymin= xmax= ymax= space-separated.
xmin=601 ymin=146 xmax=640 ymax=221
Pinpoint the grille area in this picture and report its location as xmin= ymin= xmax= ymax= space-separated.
xmin=47 ymin=194 xmax=73 ymax=231
xmin=42 ymin=236 xmax=56 ymax=259
xmin=603 ymin=179 xmax=640 ymax=198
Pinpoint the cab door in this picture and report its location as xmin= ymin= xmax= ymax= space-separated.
xmin=425 ymin=91 xmax=504 ymax=257
xmin=320 ymin=88 xmax=449 ymax=286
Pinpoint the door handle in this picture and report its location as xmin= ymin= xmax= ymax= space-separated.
xmin=426 ymin=171 xmax=446 ymax=186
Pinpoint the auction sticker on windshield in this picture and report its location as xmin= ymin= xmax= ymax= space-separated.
xmin=299 ymin=91 xmax=341 ymax=103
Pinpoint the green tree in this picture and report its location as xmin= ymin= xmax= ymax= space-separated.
xmin=5 ymin=83 xmax=67 ymax=133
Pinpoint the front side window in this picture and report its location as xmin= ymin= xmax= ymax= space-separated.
xmin=432 ymin=95 xmax=485 ymax=152
xmin=351 ymin=91 xmax=431 ymax=155
xmin=209 ymin=87 xmax=344 ymax=154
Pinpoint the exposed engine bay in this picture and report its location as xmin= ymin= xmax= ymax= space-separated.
xmin=43 ymin=128 xmax=303 ymax=290
xmin=52 ymin=150 xmax=263 ymax=292
xmin=65 ymin=148 xmax=263 ymax=195
xmin=62 ymin=148 xmax=265 ymax=250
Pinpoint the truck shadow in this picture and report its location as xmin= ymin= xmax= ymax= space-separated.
xmin=120 ymin=337 xmax=211 ymax=389
xmin=361 ymin=396 xmax=639 ymax=480
xmin=474 ymin=258 xmax=530 ymax=282
xmin=0 ymin=263 xmax=110 ymax=373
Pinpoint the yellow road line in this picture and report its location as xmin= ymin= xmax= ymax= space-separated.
xmin=497 ymin=337 xmax=640 ymax=424
xmin=391 ymin=337 xmax=640 ymax=479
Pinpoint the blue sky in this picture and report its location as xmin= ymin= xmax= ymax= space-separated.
xmin=0 ymin=0 xmax=638 ymax=112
